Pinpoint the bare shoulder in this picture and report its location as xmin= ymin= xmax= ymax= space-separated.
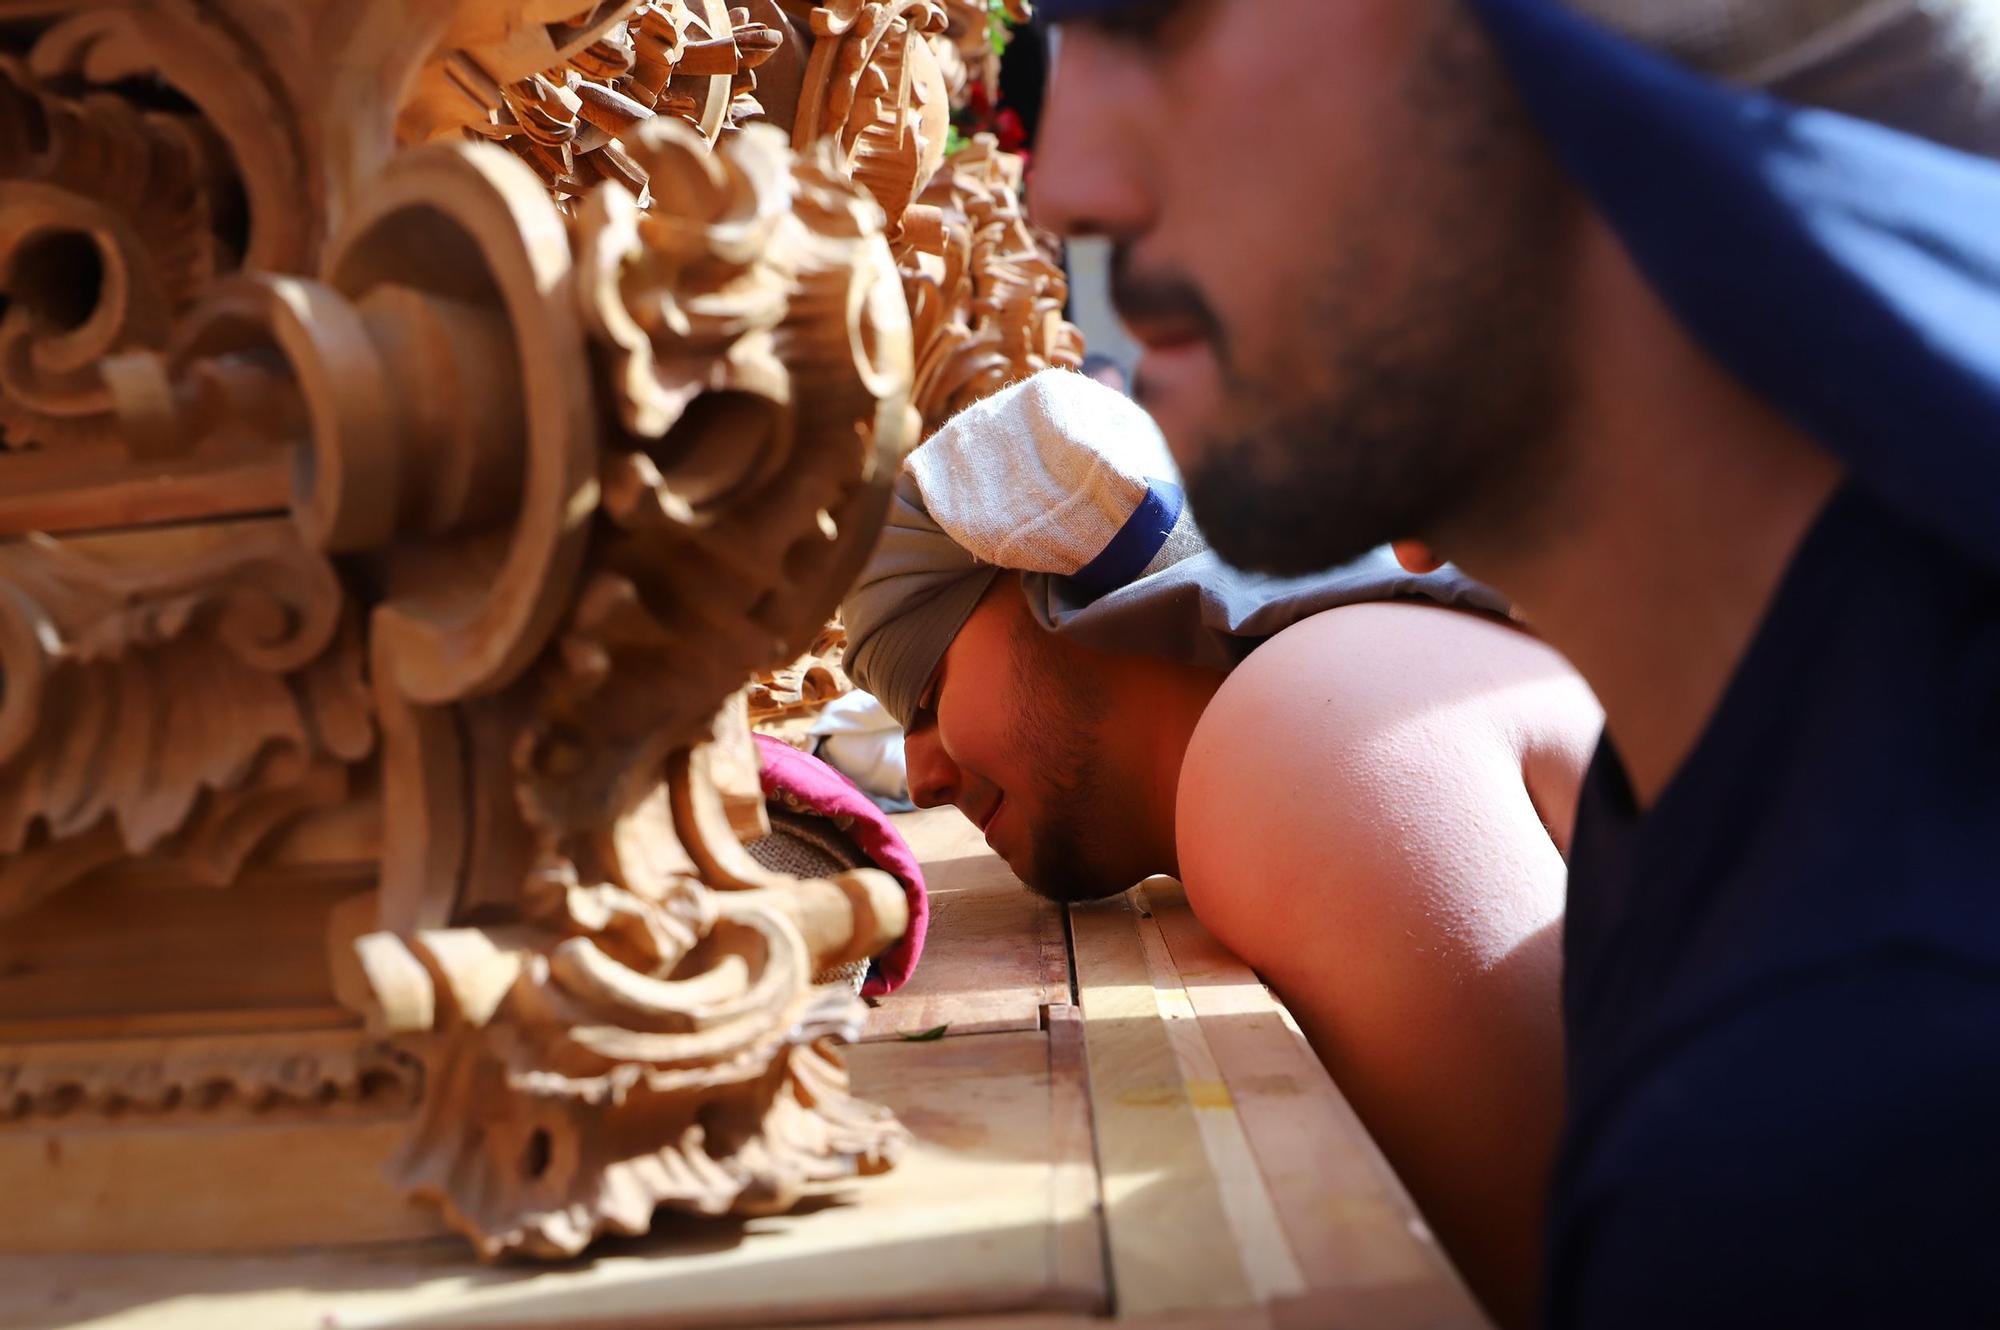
xmin=1184 ymin=601 xmax=1597 ymax=796
xmin=1175 ymin=602 xmax=1601 ymax=932
xmin=1217 ymin=601 xmax=1591 ymax=736
xmin=1175 ymin=604 xmax=1588 ymax=1329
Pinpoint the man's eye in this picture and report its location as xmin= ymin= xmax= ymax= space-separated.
xmin=1081 ymin=0 xmax=1199 ymax=47
xmin=908 ymin=691 xmax=938 ymax=732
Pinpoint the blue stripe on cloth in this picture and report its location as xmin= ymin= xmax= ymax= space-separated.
xmin=1071 ymin=481 xmax=1185 ymax=598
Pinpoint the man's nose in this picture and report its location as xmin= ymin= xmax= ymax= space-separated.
xmin=902 ymin=726 xmax=961 ymax=810
xmin=1028 ymin=31 xmax=1155 ymax=241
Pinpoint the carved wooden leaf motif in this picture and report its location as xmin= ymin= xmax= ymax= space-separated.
xmin=792 ymin=0 xmax=951 ymax=230
xmin=0 ymin=521 xmax=370 ymax=919
xmin=929 ymin=0 xmax=1031 ymax=102
xmin=526 ymin=116 xmax=916 ymax=835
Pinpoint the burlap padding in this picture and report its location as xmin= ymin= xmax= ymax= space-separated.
xmin=745 ymin=807 xmax=875 ymax=994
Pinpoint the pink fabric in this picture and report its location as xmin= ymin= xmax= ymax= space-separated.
xmin=753 ymin=734 xmax=929 ymax=996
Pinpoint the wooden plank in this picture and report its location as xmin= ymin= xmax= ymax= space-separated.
xmin=1042 ymin=1003 xmax=1106 ymax=1305
xmin=1138 ymin=880 xmax=1489 ymax=1327
xmin=1069 ymin=892 xmax=1256 ymax=1320
xmin=1132 ymin=897 xmax=1306 ymax=1305
xmin=810 ymin=1314 xmax=1275 ymax=1330
xmin=863 ymin=810 xmax=1067 ymax=1042
xmin=888 ymin=804 xmax=988 ymax=862
xmin=0 ymin=1030 xmax=1107 ymax=1330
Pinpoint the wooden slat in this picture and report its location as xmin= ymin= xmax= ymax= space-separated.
xmin=0 ymin=1003 xmax=359 ymax=1044
xmin=1043 ymin=1002 xmax=1106 ymax=1305
xmin=0 ymin=449 xmax=290 ymax=536
xmin=1132 ymin=895 xmax=1307 ymax=1305
xmin=888 ymin=805 xmax=987 ymax=862
xmin=1139 ymin=880 xmax=1489 ymax=1327
xmin=1069 ymin=892 xmax=1256 ymax=1320
xmin=863 ymin=809 xmax=1067 ymax=1042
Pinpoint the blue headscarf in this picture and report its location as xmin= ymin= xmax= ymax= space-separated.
xmin=1466 ymin=0 xmax=2000 ymax=574
xmin=1039 ymin=0 xmax=2000 ymax=573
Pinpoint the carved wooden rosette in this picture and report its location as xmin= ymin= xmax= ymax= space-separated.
xmin=0 ymin=0 xmax=1068 ymax=1262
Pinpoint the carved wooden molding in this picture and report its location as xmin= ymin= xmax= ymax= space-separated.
xmin=1 ymin=1029 xmax=421 ymax=1120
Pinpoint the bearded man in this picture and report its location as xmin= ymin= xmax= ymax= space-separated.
xmin=1028 ymin=2 xmax=2000 ymax=1327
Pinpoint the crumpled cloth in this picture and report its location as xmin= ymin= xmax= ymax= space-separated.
xmin=810 ymin=689 xmax=913 ymax=808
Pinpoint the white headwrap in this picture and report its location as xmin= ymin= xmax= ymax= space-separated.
xmin=842 ymin=370 xmax=1509 ymax=728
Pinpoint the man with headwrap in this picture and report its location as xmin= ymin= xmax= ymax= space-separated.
xmin=1026 ymin=1 xmax=2000 ymax=1326
xmin=845 ymin=369 xmax=1603 ymax=1326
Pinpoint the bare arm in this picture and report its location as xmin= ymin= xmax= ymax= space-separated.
xmin=1175 ymin=601 xmax=1600 ymax=1330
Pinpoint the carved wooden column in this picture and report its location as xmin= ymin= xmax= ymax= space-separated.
xmin=0 ymin=0 xmax=1075 ymax=1260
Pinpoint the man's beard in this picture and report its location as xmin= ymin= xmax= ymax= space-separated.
xmin=1132 ymin=13 xmax=1575 ymax=577
xmin=1179 ymin=256 xmax=1570 ymax=577
xmin=1002 ymin=615 xmax=1125 ymax=904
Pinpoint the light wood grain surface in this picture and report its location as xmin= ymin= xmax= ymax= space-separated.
xmin=0 ymin=1031 xmax=1103 ymax=1330
xmin=0 ymin=809 xmax=1489 ymax=1330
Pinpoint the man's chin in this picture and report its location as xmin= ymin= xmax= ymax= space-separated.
xmin=1019 ymin=853 xmax=1121 ymax=906
xmin=1025 ymin=876 xmax=1123 ymax=906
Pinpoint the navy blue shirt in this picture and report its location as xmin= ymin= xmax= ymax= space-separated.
xmin=1547 ymin=484 xmax=2000 ymax=1327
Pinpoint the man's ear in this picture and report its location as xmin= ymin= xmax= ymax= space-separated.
xmin=1391 ymin=540 xmax=1444 ymax=573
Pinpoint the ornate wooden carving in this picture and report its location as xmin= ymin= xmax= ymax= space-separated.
xmin=750 ymin=619 xmax=851 ymax=733
xmin=903 ymin=132 xmax=1084 ymax=426
xmin=0 ymin=0 xmax=1077 ymax=1261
